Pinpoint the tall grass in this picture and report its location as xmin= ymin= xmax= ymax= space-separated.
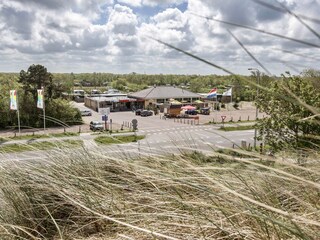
xmin=0 ymin=146 xmax=319 ymax=239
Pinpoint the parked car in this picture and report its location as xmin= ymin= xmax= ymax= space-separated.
xmin=80 ymin=110 xmax=92 ymax=116
xmin=199 ymin=107 xmax=210 ymax=115
xmin=89 ymin=121 xmax=103 ymax=131
xmin=135 ymin=109 xmax=143 ymax=115
xmin=140 ymin=110 xmax=153 ymax=117
xmin=185 ymin=109 xmax=198 ymax=115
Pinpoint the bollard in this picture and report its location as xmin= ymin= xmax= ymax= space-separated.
xmin=260 ymin=143 xmax=263 ymax=154
xmin=64 ymin=127 xmax=66 ymax=133
xmin=79 ymin=126 xmax=81 ymax=133
xmin=247 ymin=115 xmax=250 ymax=121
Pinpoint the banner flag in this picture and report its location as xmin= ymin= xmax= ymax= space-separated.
xmin=37 ymin=89 xmax=44 ymax=109
xmin=222 ymin=88 xmax=232 ymax=96
xmin=10 ymin=90 xmax=18 ymax=110
xmin=207 ymin=88 xmax=217 ymax=98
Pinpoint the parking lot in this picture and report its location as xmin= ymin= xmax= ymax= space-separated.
xmin=0 ymin=102 xmax=264 ymax=137
xmin=74 ymin=101 xmax=264 ymax=132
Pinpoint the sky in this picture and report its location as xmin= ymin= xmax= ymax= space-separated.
xmin=0 ymin=0 xmax=319 ymax=75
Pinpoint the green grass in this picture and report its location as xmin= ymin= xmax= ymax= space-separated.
xmin=207 ymin=120 xmax=256 ymax=125
xmin=219 ymin=125 xmax=255 ymax=131
xmin=94 ymin=135 xmax=145 ymax=144
xmin=0 ymin=132 xmax=79 ymax=141
xmin=0 ymin=140 xmax=83 ymax=153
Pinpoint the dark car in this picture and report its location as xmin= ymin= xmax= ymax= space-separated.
xmin=199 ymin=107 xmax=210 ymax=115
xmin=80 ymin=110 xmax=92 ymax=116
xmin=89 ymin=121 xmax=103 ymax=131
xmin=185 ymin=109 xmax=198 ymax=115
xmin=135 ymin=109 xmax=143 ymax=115
xmin=140 ymin=110 xmax=153 ymax=117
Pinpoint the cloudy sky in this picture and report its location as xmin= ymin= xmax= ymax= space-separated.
xmin=0 ymin=0 xmax=319 ymax=75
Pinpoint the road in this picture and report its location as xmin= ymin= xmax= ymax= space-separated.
xmin=0 ymin=124 xmax=254 ymax=162
xmin=0 ymin=102 xmax=256 ymax=162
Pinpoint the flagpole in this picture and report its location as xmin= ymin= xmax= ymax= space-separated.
xmin=43 ymin=87 xmax=46 ymax=133
xmin=16 ymin=95 xmax=21 ymax=134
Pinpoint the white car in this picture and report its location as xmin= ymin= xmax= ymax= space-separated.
xmin=80 ymin=110 xmax=92 ymax=116
xmin=89 ymin=121 xmax=103 ymax=131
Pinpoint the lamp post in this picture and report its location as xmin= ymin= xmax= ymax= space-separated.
xmin=248 ymin=68 xmax=260 ymax=149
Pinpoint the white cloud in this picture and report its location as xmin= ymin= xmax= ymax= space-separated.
xmin=0 ymin=0 xmax=319 ymax=75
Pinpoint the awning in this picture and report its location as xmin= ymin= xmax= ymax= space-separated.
xmin=181 ymin=105 xmax=196 ymax=110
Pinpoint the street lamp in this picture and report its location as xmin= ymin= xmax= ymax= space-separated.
xmin=248 ymin=68 xmax=260 ymax=149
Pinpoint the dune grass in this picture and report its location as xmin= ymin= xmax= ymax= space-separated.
xmin=0 ymin=140 xmax=83 ymax=153
xmin=219 ymin=125 xmax=255 ymax=131
xmin=0 ymin=132 xmax=79 ymax=142
xmin=94 ymin=135 xmax=145 ymax=145
xmin=0 ymin=147 xmax=319 ymax=240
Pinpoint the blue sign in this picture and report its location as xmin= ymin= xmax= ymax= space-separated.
xmin=102 ymin=115 xmax=108 ymax=121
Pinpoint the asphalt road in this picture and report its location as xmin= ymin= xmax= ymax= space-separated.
xmin=0 ymin=103 xmax=256 ymax=162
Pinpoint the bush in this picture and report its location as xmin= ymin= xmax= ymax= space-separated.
xmin=45 ymin=99 xmax=82 ymax=127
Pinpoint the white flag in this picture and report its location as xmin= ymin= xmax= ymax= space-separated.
xmin=222 ymin=88 xmax=232 ymax=96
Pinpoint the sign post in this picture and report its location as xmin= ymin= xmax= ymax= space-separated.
xmin=100 ymin=107 xmax=110 ymax=131
xmin=132 ymin=119 xmax=138 ymax=131
xmin=221 ymin=115 xmax=226 ymax=128
xmin=102 ymin=115 xmax=108 ymax=131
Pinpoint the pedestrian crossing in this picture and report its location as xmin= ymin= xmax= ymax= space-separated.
xmin=138 ymin=125 xmax=216 ymax=135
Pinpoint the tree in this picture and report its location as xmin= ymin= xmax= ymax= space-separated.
xmin=256 ymin=73 xmax=320 ymax=151
xmin=19 ymin=64 xmax=55 ymax=102
xmin=14 ymin=64 xmax=82 ymax=128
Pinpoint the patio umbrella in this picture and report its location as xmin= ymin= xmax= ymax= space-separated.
xmin=181 ymin=105 xmax=196 ymax=110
